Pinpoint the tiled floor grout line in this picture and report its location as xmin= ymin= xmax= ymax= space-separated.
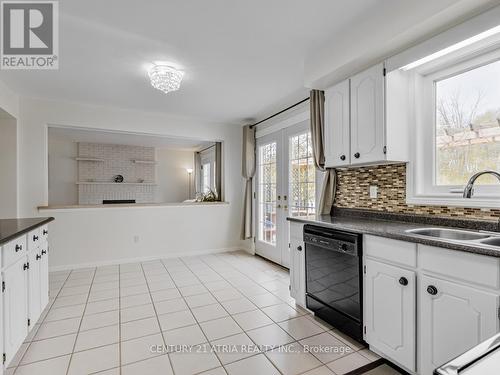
xmin=65 ymin=267 xmax=98 ymax=375
xmin=179 ymin=257 xmax=285 ymax=375
xmin=157 ymin=259 xmax=223 ymax=375
xmin=138 ymin=262 xmax=177 ymax=375
xmin=191 ymin=254 xmax=360 ymax=372
xmin=8 ymin=252 xmax=385 ymax=375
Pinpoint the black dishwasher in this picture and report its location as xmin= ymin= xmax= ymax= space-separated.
xmin=304 ymin=224 xmax=363 ymax=342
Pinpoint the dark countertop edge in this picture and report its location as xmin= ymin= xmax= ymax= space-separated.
xmin=0 ymin=217 xmax=55 ymax=246
xmin=287 ymin=216 xmax=500 ymax=258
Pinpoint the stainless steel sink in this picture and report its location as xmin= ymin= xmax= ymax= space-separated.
xmin=405 ymin=228 xmax=491 ymax=241
xmin=479 ymin=237 xmax=500 ymax=246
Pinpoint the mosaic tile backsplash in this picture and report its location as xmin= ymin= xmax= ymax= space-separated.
xmin=334 ymin=163 xmax=500 ymax=221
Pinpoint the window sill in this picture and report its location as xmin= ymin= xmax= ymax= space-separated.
xmin=406 ymin=195 xmax=500 ymax=209
xmin=37 ymin=201 xmax=229 ymax=213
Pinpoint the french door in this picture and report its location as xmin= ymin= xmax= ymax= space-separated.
xmin=255 ymin=121 xmax=316 ymax=267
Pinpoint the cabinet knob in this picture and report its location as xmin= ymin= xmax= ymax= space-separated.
xmin=354 ymin=152 xmax=360 ymax=159
xmin=36 ymin=254 xmax=41 ymax=260
xmin=340 ymin=155 xmax=346 ymax=161
xmin=399 ymin=277 xmax=408 ymax=286
xmin=15 ymin=244 xmax=22 ymax=252
xmin=43 ymin=229 xmax=48 ymax=235
xmin=297 ymin=246 xmax=302 ymax=251
xmin=41 ymin=249 xmax=47 ymax=255
xmin=427 ymin=285 xmax=438 ymax=295
xmin=33 ymin=235 xmax=39 ymax=241
xmin=23 ymin=263 xmax=29 ymax=271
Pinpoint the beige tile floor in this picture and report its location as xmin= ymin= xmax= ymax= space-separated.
xmin=6 ymin=251 xmax=403 ymax=375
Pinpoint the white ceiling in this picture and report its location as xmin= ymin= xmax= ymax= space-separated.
xmin=0 ymin=0 xmax=496 ymax=125
xmin=48 ymin=126 xmax=213 ymax=151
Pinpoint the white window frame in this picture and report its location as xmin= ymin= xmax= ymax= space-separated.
xmin=407 ymin=47 xmax=500 ymax=208
xmin=199 ymin=147 xmax=216 ymax=193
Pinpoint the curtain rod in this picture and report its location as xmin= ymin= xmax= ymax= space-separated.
xmin=250 ymin=97 xmax=310 ymax=129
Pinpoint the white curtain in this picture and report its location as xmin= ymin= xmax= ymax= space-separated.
xmin=310 ymin=90 xmax=336 ymax=215
xmin=241 ymin=125 xmax=256 ymax=239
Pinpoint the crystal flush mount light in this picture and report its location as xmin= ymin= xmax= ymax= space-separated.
xmin=148 ymin=64 xmax=184 ymax=94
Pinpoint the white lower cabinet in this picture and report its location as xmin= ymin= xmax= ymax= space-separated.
xmin=1 ymin=227 xmax=50 ymax=370
xmin=364 ymin=259 xmax=416 ymax=371
xmin=364 ymin=236 xmax=500 ymax=375
xmin=2 ymin=257 xmax=28 ymax=366
xmin=28 ymin=249 xmax=42 ymax=328
xmin=290 ymin=235 xmax=305 ymax=307
xmin=40 ymin=241 xmax=49 ymax=309
xmin=289 ymin=222 xmax=306 ymax=307
xmin=419 ymin=275 xmax=499 ymax=375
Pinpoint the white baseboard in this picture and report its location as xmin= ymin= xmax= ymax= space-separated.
xmin=49 ymin=247 xmax=242 ymax=272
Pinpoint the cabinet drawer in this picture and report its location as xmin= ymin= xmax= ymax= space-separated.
xmin=419 ymin=245 xmax=500 ymax=289
xmin=28 ymin=228 xmax=41 ymax=251
xmin=364 ymin=235 xmax=417 ymax=267
xmin=3 ymin=235 xmax=27 ymax=269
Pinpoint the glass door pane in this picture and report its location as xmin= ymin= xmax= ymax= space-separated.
xmin=289 ymin=131 xmax=316 ymax=217
xmin=257 ymin=142 xmax=277 ymax=245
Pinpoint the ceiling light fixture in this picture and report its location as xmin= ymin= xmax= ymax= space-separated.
xmin=400 ymin=24 xmax=500 ymax=71
xmin=148 ymin=64 xmax=184 ymax=94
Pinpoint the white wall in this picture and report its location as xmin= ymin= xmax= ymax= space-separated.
xmin=48 ymin=135 xmax=78 ymax=205
xmin=0 ymin=117 xmax=18 ymax=218
xmin=156 ymin=148 xmax=195 ymax=202
xmin=17 ymin=97 xmax=248 ymax=270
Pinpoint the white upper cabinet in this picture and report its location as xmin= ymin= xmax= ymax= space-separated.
xmin=350 ymin=63 xmax=385 ymax=164
xmin=324 ymin=62 xmax=409 ymax=167
xmin=325 ymin=79 xmax=350 ymax=167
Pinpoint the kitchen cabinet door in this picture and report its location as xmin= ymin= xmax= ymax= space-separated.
xmin=325 ymin=79 xmax=350 ymax=167
xmin=364 ymin=259 xmax=416 ymax=371
xmin=419 ymin=275 xmax=499 ymax=375
xmin=28 ymin=250 xmax=42 ymax=327
xmin=350 ymin=63 xmax=385 ymax=165
xmin=290 ymin=236 xmax=306 ymax=307
xmin=40 ymin=242 xmax=49 ymax=310
xmin=3 ymin=257 xmax=28 ymax=366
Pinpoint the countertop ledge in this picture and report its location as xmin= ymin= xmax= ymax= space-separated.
xmin=288 ymin=214 xmax=500 ymax=258
xmin=38 ymin=201 xmax=229 ymax=211
xmin=0 ymin=217 xmax=54 ymax=246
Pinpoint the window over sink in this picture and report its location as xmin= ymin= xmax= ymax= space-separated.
xmin=402 ymin=34 xmax=500 ymax=208
xmin=435 ymin=59 xmax=500 ymax=187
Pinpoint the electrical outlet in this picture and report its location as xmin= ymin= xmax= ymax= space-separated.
xmin=133 ymin=235 xmax=140 ymax=243
xmin=369 ymin=185 xmax=378 ymax=199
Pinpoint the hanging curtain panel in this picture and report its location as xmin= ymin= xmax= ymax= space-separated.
xmin=241 ymin=125 xmax=256 ymax=240
xmin=310 ymin=89 xmax=336 ymax=215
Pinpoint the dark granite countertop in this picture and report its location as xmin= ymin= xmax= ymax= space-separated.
xmin=0 ymin=217 xmax=54 ymax=246
xmin=287 ymin=211 xmax=500 ymax=258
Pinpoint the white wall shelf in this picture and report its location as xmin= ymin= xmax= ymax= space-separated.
xmin=132 ymin=160 xmax=157 ymax=164
xmin=75 ymin=157 xmax=105 ymax=162
xmin=76 ymin=182 xmax=157 ymax=186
